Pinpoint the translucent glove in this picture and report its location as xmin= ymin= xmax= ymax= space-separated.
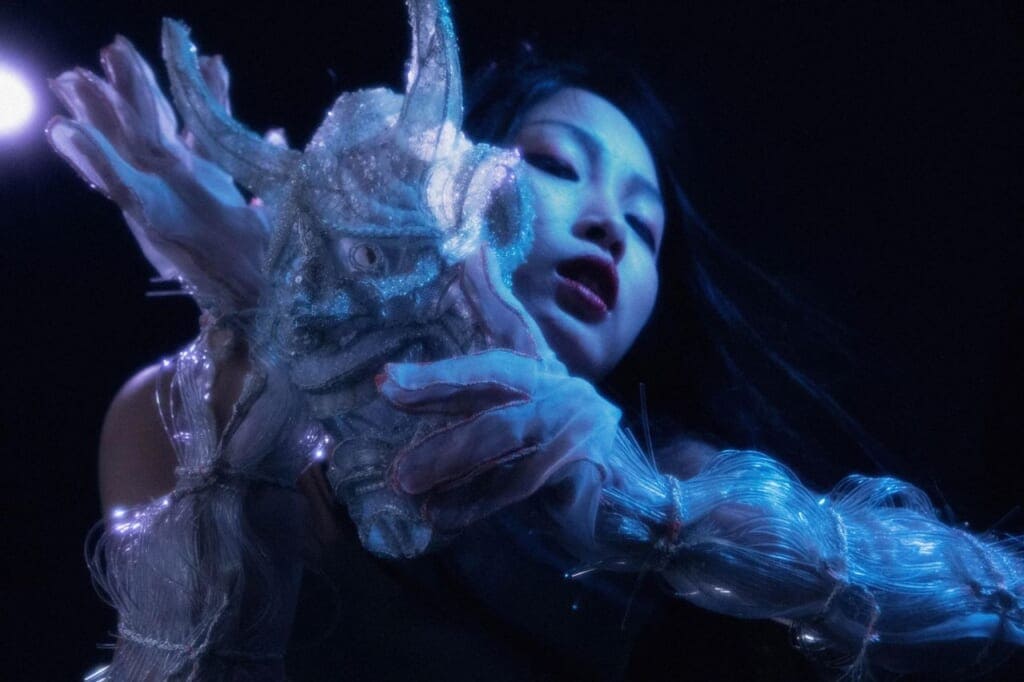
xmin=47 ymin=36 xmax=268 ymax=313
xmin=379 ymin=247 xmax=622 ymax=532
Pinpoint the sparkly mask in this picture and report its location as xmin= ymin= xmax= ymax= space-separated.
xmin=162 ymin=0 xmax=532 ymax=556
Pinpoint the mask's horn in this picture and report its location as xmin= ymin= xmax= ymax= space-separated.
xmin=161 ymin=19 xmax=299 ymax=198
xmin=398 ymin=0 xmax=463 ymax=156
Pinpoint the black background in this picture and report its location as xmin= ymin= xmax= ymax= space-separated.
xmin=1 ymin=1 xmax=1020 ymax=678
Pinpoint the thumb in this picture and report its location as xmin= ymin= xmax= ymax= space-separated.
xmin=462 ymin=247 xmax=561 ymax=368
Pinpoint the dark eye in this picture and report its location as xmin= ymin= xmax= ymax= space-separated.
xmin=524 ymin=153 xmax=579 ymax=181
xmin=626 ymin=214 xmax=658 ymax=253
xmin=349 ymin=243 xmax=384 ymax=272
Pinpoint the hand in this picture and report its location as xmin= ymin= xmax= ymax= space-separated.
xmin=378 ymin=248 xmax=622 ymax=530
xmin=47 ymin=36 xmax=268 ymax=312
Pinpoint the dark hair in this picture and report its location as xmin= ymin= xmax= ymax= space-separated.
xmin=464 ymin=48 xmax=891 ymax=485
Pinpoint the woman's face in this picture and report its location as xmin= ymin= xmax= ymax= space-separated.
xmin=511 ymin=88 xmax=664 ymax=380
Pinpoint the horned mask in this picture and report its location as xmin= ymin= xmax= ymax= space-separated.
xmin=161 ymin=0 xmax=533 ymax=557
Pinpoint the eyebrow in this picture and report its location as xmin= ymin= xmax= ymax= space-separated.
xmin=519 ymin=119 xmax=664 ymax=208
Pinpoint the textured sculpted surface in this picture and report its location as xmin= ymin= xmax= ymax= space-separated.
xmin=49 ymin=2 xmax=535 ymax=676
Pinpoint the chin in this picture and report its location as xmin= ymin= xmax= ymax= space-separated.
xmin=519 ymin=289 xmax=618 ymax=380
xmin=539 ymin=316 xmax=611 ymax=381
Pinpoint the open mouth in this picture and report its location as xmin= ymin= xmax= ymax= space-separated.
xmin=554 ymin=256 xmax=619 ymax=321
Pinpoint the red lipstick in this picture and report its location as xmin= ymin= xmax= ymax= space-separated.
xmin=554 ymin=256 xmax=618 ymax=323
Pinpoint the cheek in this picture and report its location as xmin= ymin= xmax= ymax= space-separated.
xmin=524 ymin=176 xmax=574 ymax=248
xmin=625 ymin=259 xmax=660 ymax=336
xmin=643 ymin=266 xmax=660 ymax=315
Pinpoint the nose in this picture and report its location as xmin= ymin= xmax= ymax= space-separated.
xmin=576 ymin=219 xmax=625 ymax=261
xmin=572 ymin=177 xmax=630 ymax=260
xmin=573 ymin=187 xmax=627 ymax=261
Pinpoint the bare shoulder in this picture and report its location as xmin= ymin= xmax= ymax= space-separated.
xmin=98 ymin=347 xmax=252 ymax=514
xmin=98 ymin=363 xmax=177 ymax=514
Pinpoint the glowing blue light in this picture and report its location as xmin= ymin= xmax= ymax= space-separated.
xmin=798 ymin=631 xmax=821 ymax=645
xmin=905 ymin=538 xmax=937 ymax=555
xmin=0 ymin=66 xmax=34 ymax=134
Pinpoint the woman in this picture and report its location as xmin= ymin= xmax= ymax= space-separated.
xmin=49 ymin=2 xmax=1021 ymax=679
xmin=376 ymin=55 xmax=1024 ymax=679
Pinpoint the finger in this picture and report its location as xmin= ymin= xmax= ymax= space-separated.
xmin=182 ymin=55 xmax=233 ymax=158
xmin=420 ymin=453 xmax=544 ymax=528
xmin=462 ymin=247 xmax=546 ymax=358
xmin=50 ymin=69 xmax=132 ymax=151
xmin=422 ymin=442 xmax=594 ymax=530
xmin=378 ymin=350 xmax=537 ymax=411
xmin=101 ymin=36 xmax=178 ymax=154
xmin=198 ymin=55 xmax=231 ymax=113
xmin=49 ymin=117 xmax=210 ymax=276
xmin=380 ymin=345 xmax=591 ymax=407
xmin=47 ymin=117 xmax=198 ymax=250
xmin=47 ymin=116 xmax=146 ymax=209
xmin=393 ymin=389 xmax=615 ymax=494
xmin=424 ymin=412 xmax=612 ymax=532
xmin=392 ymin=401 xmax=538 ymax=494
xmin=379 ymin=373 xmax=528 ymax=414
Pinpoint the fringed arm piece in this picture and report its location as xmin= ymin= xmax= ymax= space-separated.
xmin=586 ymin=439 xmax=1023 ymax=677
xmin=87 ymin=340 xmax=317 ymax=680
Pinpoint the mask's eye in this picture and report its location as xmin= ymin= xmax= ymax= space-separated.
xmin=349 ymin=243 xmax=384 ymax=272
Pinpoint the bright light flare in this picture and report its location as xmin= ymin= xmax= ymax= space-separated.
xmin=0 ymin=65 xmax=35 ymax=135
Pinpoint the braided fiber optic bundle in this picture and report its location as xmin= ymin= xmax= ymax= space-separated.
xmin=87 ymin=341 xmax=312 ymax=679
xmin=593 ymin=441 xmax=1023 ymax=678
